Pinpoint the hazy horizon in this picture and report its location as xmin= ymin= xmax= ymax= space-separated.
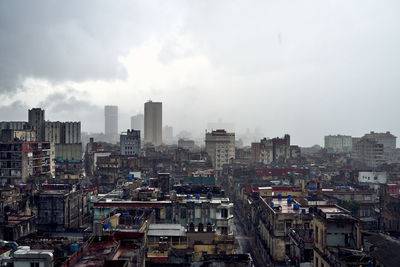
xmin=1 ymin=1 xmax=399 ymax=147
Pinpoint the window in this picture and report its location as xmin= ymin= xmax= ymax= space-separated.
xmin=30 ymin=263 xmax=40 ymax=267
xmin=221 ymin=208 xmax=228 ymax=218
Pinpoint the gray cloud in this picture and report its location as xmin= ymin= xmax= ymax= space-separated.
xmin=0 ymin=101 xmax=29 ymax=121
xmin=1 ymin=1 xmax=400 ymax=146
xmin=0 ymin=0 xmax=179 ymax=93
xmin=38 ymin=92 xmax=103 ymax=132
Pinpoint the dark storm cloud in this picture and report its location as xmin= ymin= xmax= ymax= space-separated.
xmin=38 ymin=92 xmax=103 ymax=132
xmin=0 ymin=0 xmax=178 ymax=93
xmin=0 ymin=101 xmax=29 ymax=121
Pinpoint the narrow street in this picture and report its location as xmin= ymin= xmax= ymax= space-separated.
xmin=233 ymin=211 xmax=268 ymax=267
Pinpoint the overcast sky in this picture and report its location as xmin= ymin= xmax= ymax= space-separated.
xmin=0 ymin=0 xmax=399 ymax=146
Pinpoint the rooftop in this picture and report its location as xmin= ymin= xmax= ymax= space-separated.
xmin=148 ymin=224 xmax=186 ymax=237
xmin=266 ymin=197 xmax=310 ymax=214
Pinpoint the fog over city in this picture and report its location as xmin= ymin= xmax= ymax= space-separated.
xmin=1 ymin=0 xmax=399 ymax=146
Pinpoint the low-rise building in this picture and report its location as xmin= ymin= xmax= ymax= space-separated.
xmin=38 ymin=187 xmax=85 ymax=232
xmin=252 ymin=195 xmax=313 ymax=263
xmin=313 ymin=205 xmax=364 ymax=267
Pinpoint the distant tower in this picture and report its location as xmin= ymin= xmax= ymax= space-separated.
xmin=131 ymin=113 xmax=144 ymax=133
xmin=104 ymin=105 xmax=118 ymax=140
xmin=144 ymin=101 xmax=162 ymax=146
xmin=28 ymin=108 xmax=45 ymax=141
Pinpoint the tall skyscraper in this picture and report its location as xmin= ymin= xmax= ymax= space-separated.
xmin=131 ymin=113 xmax=144 ymax=134
xmin=144 ymin=101 xmax=162 ymax=146
xmin=104 ymin=105 xmax=118 ymax=141
xmin=28 ymin=108 xmax=45 ymax=141
xmin=163 ymin=125 xmax=173 ymax=144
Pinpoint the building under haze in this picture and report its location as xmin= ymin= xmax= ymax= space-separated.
xmin=205 ymin=129 xmax=235 ymax=173
xmin=131 ymin=113 xmax=144 ymax=134
xmin=104 ymin=105 xmax=118 ymax=142
xmin=362 ymin=131 xmax=396 ymax=149
xmin=324 ymin=134 xmax=352 ymax=153
xmin=163 ymin=125 xmax=173 ymax=144
xmin=144 ymin=101 xmax=162 ymax=146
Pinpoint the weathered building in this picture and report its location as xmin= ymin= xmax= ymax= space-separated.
xmin=324 ymin=135 xmax=352 ymax=153
xmin=38 ymin=187 xmax=85 ymax=232
xmin=0 ymin=141 xmax=54 ymax=185
xmin=205 ymin=130 xmax=235 ymax=173
xmin=313 ymin=206 xmax=363 ymax=267
xmin=120 ymin=129 xmax=140 ymax=156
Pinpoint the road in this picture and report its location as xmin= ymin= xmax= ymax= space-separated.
xmin=233 ymin=211 xmax=268 ymax=267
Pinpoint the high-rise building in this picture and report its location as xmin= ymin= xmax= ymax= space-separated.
xmin=363 ymin=131 xmax=396 ymax=149
xmin=45 ymin=121 xmax=81 ymax=144
xmin=352 ymin=138 xmax=385 ymax=168
xmin=324 ymin=134 xmax=352 ymax=153
xmin=144 ymin=101 xmax=162 ymax=146
xmin=28 ymin=108 xmax=45 ymax=141
xmin=120 ymin=129 xmax=141 ymax=156
xmin=205 ymin=129 xmax=235 ymax=172
xmin=104 ymin=105 xmax=118 ymax=141
xmin=0 ymin=141 xmax=54 ymax=185
xmin=163 ymin=125 xmax=173 ymax=144
xmin=131 ymin=114 xmax=144 ymax=134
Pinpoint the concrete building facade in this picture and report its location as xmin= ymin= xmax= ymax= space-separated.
xmin=352 ymin=138 xmax=385 ymax=168
xmin=313 ymin=206 xmax=362 ymax=267
xmin=38 ymin=188 xmax=85 ymax=232
xmin=28 ymin=108 xmax=45 ymax=141
xmin=324 ymin=134 xmax=352 ymax=153
xmin=0 ymin=141 xmax=54 ymax=185
xmin=144 ymin=101 xmax=162 ymax=146
xmin=120 ymin=129 xmax=141 ymax=156
xmin=205 ymin=130 xmax=235 ymax=171
xmin=251 ymin=135 xmax=292 ymax=164
xmin=363 ymin=131 xmax=396 ymax=149
xmin=64 ymin=122 xmax=81 ymax=144
xmin=0 ymin=121 xmax=30 ymax=131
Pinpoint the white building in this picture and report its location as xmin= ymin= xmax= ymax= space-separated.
xmin=358 ymin=171 xmax=388 ymax=191
xmin=324 ymin=135 xmax=352 ymax=153
xmin=358 ymin=171 xmax=387 ymax=184
xmin=205 ymin=129 xmax=235 ymax=172
xmin=120 ymin=129 xmax=141 ymax=156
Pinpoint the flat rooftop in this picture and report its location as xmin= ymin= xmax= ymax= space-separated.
xmin=148 ymin=224 xmax=186 ymax=237
xmin=268 ymin=197 xmax=310 ymax=214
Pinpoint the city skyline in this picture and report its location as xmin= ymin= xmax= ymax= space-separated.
xmin=0 ymin=1 xmax=399 ymax=147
